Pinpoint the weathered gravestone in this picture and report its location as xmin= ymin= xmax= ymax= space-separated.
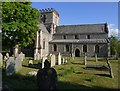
xmin=58 ymin=52 xmax=61 ymax=65
xmin=106 ymin=59 xmax=114 ymax=78
xmin=34 ymin=53 xmax=40 ymax=60
xmin=19 ymin=52 xmax=25 ymax=62
xmin=84 ymin=53 xmax=87 ymax=66
xmin=15 ymin=55 xmax=22 ymax=71
xmin=50 ymin=54 xmax=56 ymax=67
xmin=65 ymin=57 xmax=68 ymax=63
xmin=6 ymin=57 xmax=15 ymax=76
xmin=14 ymin=45 xmax=19 ymax=57
xmin=42 ymin=56 xmax=47 ymax=68
xmin=27 ymin=71 xmax=37 ymax=76
xmin=34 ymin=53 xmax=37 ymax=60
xmin=95 ymin=53 xmax=98 ymax=62
xmin=0 ymin=53 xmax=2 ymax=66
xmin=29 ymin=60 xmax=33 ymax=65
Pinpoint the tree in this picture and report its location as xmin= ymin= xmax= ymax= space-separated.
xmin=2 ymin=2 xmax=40 ymax=51
xmin=117 ymin=41 xmax=120 ymax=57
xmin=110 ymin=36 xmax=120 ymax=58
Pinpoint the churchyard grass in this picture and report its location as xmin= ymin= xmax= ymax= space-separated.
xmin=2 ymin=57 xmax=119 ymax=90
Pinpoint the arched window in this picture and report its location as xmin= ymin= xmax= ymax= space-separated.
xmin=63 ymin=35 xmax=66 ymax=39
xmin=95 ymin=45 xmax=99 ymax=53
xmin=87 ymin=35 xmax=90 ymax=39
xmin=53 ymin=44 xmax=57 ymax=51
xmin=75 ymin=35 xmax=79 ymax=39
xmin=83 ymin=45 xmax=87 ymax=52
xmin=66 ymin=45 xmax=69 ymax=52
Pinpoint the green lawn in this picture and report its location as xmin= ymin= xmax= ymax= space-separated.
xmin=2 ymin=57 xmax=120 ymax=91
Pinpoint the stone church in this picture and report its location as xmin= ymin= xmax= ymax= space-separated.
xmin=34 ymin=8 xmax=110 ymax=59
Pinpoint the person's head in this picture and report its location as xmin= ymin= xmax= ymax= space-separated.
xmin=44 ymin=59 xmax=50 ymax=69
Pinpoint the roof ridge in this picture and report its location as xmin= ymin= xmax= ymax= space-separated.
xmin=59 ymin=23 xmax=106 ymax=27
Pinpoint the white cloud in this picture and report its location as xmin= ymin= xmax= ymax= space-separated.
xmin=108 ymin=24 xmax=118 ymax=37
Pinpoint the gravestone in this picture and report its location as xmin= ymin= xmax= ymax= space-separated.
xmin=19 ymin=52 xmax=25 ymax=62
xmin=84 ymin=53 xmax=87 ymax=66
xmin=62 ymin=57 xmax=65 ymax=64
xmin=0 ymin=53 xmax=2 ymax=66
xmin=27 ymin=71 xmax=37 ymax=76
xmin=34 ymin=53 xmax=40 ymax=60
xmin=34 ymin=53 xmax=37 ymax=60
xmin=6 ymin=53 xmax=9 ymax=59
xmin=29 ymin=60 xmax=33 ymax=65
xmin=42 ymin=56 xmax=47 ymax=68
xmin=4 ymin=56 xmax=7 ymax=61
xmin=14 ymin=45 xmax=19 ymax=57
xmin=95 ymin=53 xmax=98 ymax=62
xmin=50 ymin=54 xmax=56 ymax=67
xmin=6 ymin=57 xmax=15 ymax=76
xmin=37 ymin=53 xmax=40 ymax=60
xmin=58 ymin=52 xmax=61 ymax=65
xmin=65 ymin=57 xmax=68 ymax=63
xmin=65 ymin=59 xmax=67 ymax=63
xmin=106 ymin=59 xmax=114 ymax=78
xmin=15 ymin=55 xmax=22 ymax=71
xmin=49 ymin=53 xmax=52 ymax=57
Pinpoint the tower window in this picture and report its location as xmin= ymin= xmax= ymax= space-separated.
xmin=75 ymin=35 xmax=79 ymax=39
xmin=87 ymin=35 xmax=90 ymax=39
xmin=53 ymin=44 xmax=57 ymax=51
xmin=43 ymin=39 xmax=45 ymax=49
xmin=83 ymin=45 xmax=87 ymax=52
xmin=43 ymin=14 xmax=47 ymax=23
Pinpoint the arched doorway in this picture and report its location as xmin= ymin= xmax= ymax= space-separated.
xmin=75 ymin=48 xmax=80 ymax=57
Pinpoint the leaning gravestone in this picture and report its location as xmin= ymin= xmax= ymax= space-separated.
xmin=15 ymin=55 xmax=22 ymax=71
xmin=58 ymin=52 xmax=61 ymax=65
xmin=42 ymin=56 xmax=47 ymax=68
xmin=50 ymin=54 xmax=56 ymax=67
xmin=0 ymin=53 xmax=2 ymax=66
xmin=6 ymin=57 xmax=15 ymax=76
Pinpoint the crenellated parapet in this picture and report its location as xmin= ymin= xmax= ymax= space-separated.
xmin=39 ymin=8 xmax=59 ymax=17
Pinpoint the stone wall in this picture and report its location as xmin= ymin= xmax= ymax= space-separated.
xmin=49 ymin=43 xmax=108 ymax=57
xmin=53 ymin=33 xmax=108 ymax=40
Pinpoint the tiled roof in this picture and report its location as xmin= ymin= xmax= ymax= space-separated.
xmin=55 ymin=23 xmax=108 ymax=34
xmin=49 ymin=39 xmax=108 ymax=43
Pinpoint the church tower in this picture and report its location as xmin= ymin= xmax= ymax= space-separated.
xmin=39 ymin=8 xmax=60 ymax=34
